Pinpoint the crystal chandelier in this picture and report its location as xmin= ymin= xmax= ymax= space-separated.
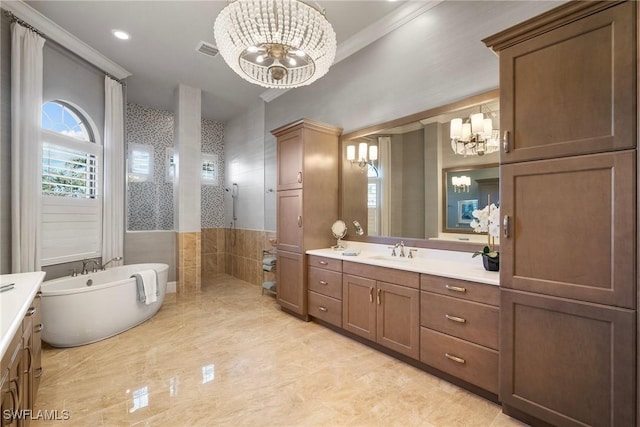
xmin=213 ymin=0 xmax=337 ymax=89
xmin=450 ymin=112 xmax=499 ymax=156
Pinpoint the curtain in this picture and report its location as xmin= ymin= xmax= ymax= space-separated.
xmin=378 ymin=136 xmax=392 ymax=236
xmin=11 ymin=23 xmax=45 ymax=273
xmin=102 ymin=76 xmax=125 ymax=266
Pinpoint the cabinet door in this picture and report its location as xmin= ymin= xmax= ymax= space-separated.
xmin=276 ymin=190 xmax=303 ymax=253
xmin=499 ymin=1 xmax=636 ymax=163
xmin=501 ymin=151 xmax=635 ymax=308
xmin=276 ymin=251 xmax=306 ymax=315
xmin=277 ymin=129 xmax=303 ymax=191
xmin=377 ymin=281 xmax=420 ymax=359
xmin=0 ymin=372 xmax=17 ymax=427
xmin=501 ymin=289 xmax=635 ymax=427
xmin=342 ymin=274 xmax=376 ymax=342
xmin=31 ymin=293 xmax=42 ymax=403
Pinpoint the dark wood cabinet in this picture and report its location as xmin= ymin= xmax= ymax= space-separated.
xmin=487 ymin=1 xmax=636 ymax=164
xmin=500 ymin=150 xmax=636 ymax=308
xmin=342 ymin=263 xmax=420 ymax=359
xmin=501 ymin=289 xmax=635 ymax=427
xmin=484 ymin=1 xmax=638 ymax=425
xmin=273 ymin=119 xmax=342 ymax=317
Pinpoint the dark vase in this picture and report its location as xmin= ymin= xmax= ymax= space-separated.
xmin=482 ymin=253 xmax=500 ymax=272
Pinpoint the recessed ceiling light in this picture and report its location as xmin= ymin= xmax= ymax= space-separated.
xmin=112 ymin=30 xmax=130 ymax=40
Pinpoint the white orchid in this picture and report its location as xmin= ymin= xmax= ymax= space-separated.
xmin=470 ymin=203 xmax=499 ymax=259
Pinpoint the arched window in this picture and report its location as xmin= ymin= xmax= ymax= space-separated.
xmin=41 ymin=101 xmax=102 ymax=265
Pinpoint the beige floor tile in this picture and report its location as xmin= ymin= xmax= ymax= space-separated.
xmin=33 ymin=274 xmax=526 ymax=427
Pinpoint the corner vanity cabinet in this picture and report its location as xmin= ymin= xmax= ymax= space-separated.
xmin=484 ymin=1 xmax=637 ymax=425
xmin=273 ymin=119 xmax=342 ymax=317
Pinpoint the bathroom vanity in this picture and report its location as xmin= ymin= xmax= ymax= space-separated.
xmin=0 ymin=272 xmax=45 ymax=427
xmin=306 ymin=244 xmax=499 ymax=398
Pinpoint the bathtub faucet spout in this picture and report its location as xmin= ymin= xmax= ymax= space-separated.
xmin=81 ymin=258 xmax=100 ymax=275
xmin=101 ymin=256 xmax=123 ymax=270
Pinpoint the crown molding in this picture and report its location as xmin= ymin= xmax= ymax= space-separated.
xmin=260 ymin=0 xmax=443 ymax=103
xmin=2 ymin=0 xmax=131 ymax=79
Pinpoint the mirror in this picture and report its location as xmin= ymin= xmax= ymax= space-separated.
xmin=340 ymin=90 xmax=499 ymax=249
xmin=331 ymin=219 xmax=347 ymax=250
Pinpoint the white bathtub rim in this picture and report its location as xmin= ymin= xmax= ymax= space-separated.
xmin=42 ymin=263 xmax=168 ymax=296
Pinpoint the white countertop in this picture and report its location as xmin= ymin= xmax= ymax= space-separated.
xmin=0 ymin=271 xmax=46 ymax=358
xmin=307 ymin=242 xmax=499 ymax=286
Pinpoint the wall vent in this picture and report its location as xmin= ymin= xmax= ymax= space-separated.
xmin=196 ymin=41 xmax=219 ymax=58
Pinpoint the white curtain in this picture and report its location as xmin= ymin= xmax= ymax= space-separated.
xmin=102 ymin=76 xmax=125 ymax=265
xmin=11 ymin=23 xmax=45 ymax=273
xmin=378 ymin=136 xmax=392 ymax=236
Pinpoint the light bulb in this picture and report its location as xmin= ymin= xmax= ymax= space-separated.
xmin=358 ymin=143 xmax=368 ymax=161
xmin=450 ymin=118 xmax=462 ymax=139
xmin=368 ymin=145 xmax=378 ymax=161
xmin=471 ymin=113 xmax=484 ymax=134
xmin=346 ymin=145 xmax=356 ymax=161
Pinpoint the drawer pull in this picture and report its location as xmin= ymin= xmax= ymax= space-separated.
xmin=502 ymin=130 xmax=510 ymax=153
xmin=445 ymin=353 xmax=466 ymax=364
xmin=319 ymin=280 xmax=328 ymax=285
xmin=35 ymin=323 xmax=44 ymax=333
xmin=445 ymin=314 xmax=466 ymax=323
xmin=27 ymin=307 xmax=36 ymax=316
xmin=297 ymin=171 xmax=303 ymax=183
xmin=35 ymin=367 xmax=44 ymax=378
xmin=376 ymin=288 xmax=381 ymax=305
xmin=36 ymin=290 xmax=42 ymax=298
xmin=297 ymin=215 xmax=302 ymax=227
xmin=445 ymin=285 xmax=466 ymax=293
xmin=318 ymin=306 xmax=328 ymax=312
xmin=318 ymin=261 xmax=328 ymax=265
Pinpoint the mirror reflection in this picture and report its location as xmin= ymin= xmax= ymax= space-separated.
xmin=341 ymin=91 xmax=499 ymax=244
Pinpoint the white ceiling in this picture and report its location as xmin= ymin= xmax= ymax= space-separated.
xmin=23 ymin=0 xmax=410 ymax=122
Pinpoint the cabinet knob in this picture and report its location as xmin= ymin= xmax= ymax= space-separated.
xmin=445 ymin=285 xmax=466 ymax=293
xmin=319 ymin=280 xmax=328 ymax=285
xmin=445 ymin=353 xmax=466 ymax=364
xmin=445 ymin=314 xmax=466 ymax=324
xmin=35 ymin=367 xmax=44 ymax=378
xmin=502 ymin=130 xmax=510 ymax=153
xmin=318 ymin=261 xmax=328 ymax=265
xmin=318 ymin=306 xmax=328 ymax=312
xmin=27 ymin=307 xmax=36 ymax=316
xmin=35 ymin=323 xmax=44 ymax=333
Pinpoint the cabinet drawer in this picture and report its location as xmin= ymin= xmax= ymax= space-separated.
xmin=421 ymin=292 xmax=498 ymax=350
xmin=308 ymin=291 xmax=342 ymax=328
xmin=420 ymin=327 xmax=498 ymax=394
xmin=420 ymin=274 xmax=498 ymax=306
xmin=308 ymin=255 xmax=342 ymax=272
xmin=308 ymin=267 xmax=342 ymax=300
xmin=344 ymin=262 xmax=419 ymax=289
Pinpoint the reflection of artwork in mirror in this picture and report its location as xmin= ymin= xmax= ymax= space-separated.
xmin=457 ymin=200 xmax=478 ymax=224
xmin=443 ymin=164 xmax=498 ymax=233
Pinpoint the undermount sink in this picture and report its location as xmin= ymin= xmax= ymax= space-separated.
xmin=367 ymin=255 xmax=413 ymax=263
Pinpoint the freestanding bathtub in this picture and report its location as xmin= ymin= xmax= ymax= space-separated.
xmin=41 ymin=263 xmax=168 ymax=347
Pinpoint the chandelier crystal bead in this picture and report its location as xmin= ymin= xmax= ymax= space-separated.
xmin=214 ymin=0 xmax=336 ymax=88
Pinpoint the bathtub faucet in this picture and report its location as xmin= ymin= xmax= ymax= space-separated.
xmin=101 ymin=256 xmax=123 ymax=270
xmin=81 ymin=258 xmax=99 ymax=275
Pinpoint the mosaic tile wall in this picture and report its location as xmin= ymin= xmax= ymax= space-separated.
xmin=126 ymin=104 xmax=225 ymax=230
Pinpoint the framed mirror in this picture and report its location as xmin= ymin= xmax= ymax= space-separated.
xmin=442 ymin=164 xmax=499 ymax=233
xmin=340 ymin=89 xmax=499 ymax=251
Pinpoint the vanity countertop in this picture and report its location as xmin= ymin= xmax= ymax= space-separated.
xmin=0 ymin=271 xmax=46 ymax=358
xmin=307 ymin=242 xmax=499 ymax=286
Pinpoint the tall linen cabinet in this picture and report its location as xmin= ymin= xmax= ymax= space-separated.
xmin=272 ymin=119 xmax=342 ymax=318
xmin=484 ymin=1 xmax=637 ymax=426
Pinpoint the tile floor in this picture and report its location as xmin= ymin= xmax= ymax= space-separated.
xmin=33 ymin=274 xmax=527 ymax=426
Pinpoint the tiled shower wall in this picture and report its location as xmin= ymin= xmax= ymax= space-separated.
xmin=126 ymin=103 xmax=225 ymax=231
xmin=201 ymin=228 xmax=276 ymax=287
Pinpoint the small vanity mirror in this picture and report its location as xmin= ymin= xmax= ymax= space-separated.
xmin=331 ymin=219 xmax=347 ymax=250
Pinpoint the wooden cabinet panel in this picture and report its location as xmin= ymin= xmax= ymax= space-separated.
xmin=501 ymin=151 xmax=635 ymax=308
xmin=31 ymin=294 xmax=42 ymax=403
xmin=308 ymin=267 xmax=342 ymax=300
xmin=277 ymin=129 xmax=303 ymax=191
xmin=276 ymin=251 xmax=306 ymax=315
xmin=342 ymin=274 xmax=376 ymax=341
xmin=308 ymin=291 xmax=342 ymax=328
xmin=420 ymin=327 xmax=498 ymax=395
xmin=421 ymin=292 xmax=498 ymax=350
xmin=276 ymin=190 xmax=303 ymax=253
xmin=1 ymin=333 xmax=22 ymax=427
xmin=377 ymin=281 xmax=420 ymax=359
xmin=420 ymin=274 xmax=499 ymax=306
xmin=497 ymin=1 xmax=636 ymax=163
xmin=343 ymin=262 xmax=419 ymax=289
xmin=501 ymin=289 xmax=635 ymax=427
xmin=308 ymin=255 xmax=342 ymax=272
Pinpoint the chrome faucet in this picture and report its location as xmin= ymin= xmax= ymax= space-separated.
xmin=81 ymin=258 xmax=96 ymax=275
xmin=101 ymin=256 xmax=123 ymax=270
xmin=393 ymin=241 xmax=406 ymax=257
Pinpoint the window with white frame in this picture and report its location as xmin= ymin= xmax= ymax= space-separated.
xmin=128 ymin=143 xmax=154 ymax=183
xmin=41 ymin=101 xmax=102 ymax=265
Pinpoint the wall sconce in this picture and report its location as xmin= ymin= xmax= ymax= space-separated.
xmin=452 ymin=175 xmax=471 ymax=192
xmin=347 ymin=142 xmax=377 ymax=169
